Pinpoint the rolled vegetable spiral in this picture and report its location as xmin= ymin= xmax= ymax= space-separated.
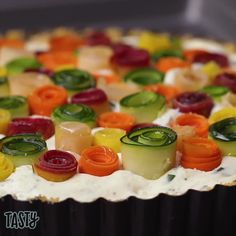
xmin=121 ymin=126 xmax=177 ymax=179
xmin=28 ymin=85 xmax=68 ymax=117
xmin=50 ymin=35 xmax=84 ymax=51
xmin=201 ymin=61 xmax=222 ymax=79
xmin=120 ymin=91 xmax=166 ymax=123
xmin=37 ymin=51 xmax=77 ymax=71
xmin=111 ymin=44 xmax=150 ymax=68
xmin=33 ymin=150 xmax=78 ymax=182
xmin=213 ymin=73 xmax=236 ymax=93
xmin=79 ymin=146 xmax=119 ymax=176
xmin=181 ymin=137 xmax=222 ymax=171
xmin=155 ymin=57 xmax=190 ymax=73
xmin=201 ymin=85 xmax=229 ymax=101
xmin=55 ymin=121 xmax=93 ymax=154
xmin=171 ymin=113 xmax=209 ymax=138
xmin=52 ymin=104 xmax=96 ymax=128
xmin=97 ymin=78 xmax=141 ymax=102
xmin=0 ymin=96 xmax=29 ymax=118
xmin=124 ymin=68 xmax=164 ymax=86
xmin=209 ymin=117 xmax=236 ymax=156
xmin=171 ymin=113 xmax=209 ymax=151
xmin=7 ymin=117 xmax=55 ymax=140
xmin=209 ymin=107 xmax=236 ymax=124
xmin=52 ymin=69 xmax=96 ymax=95
xmin=85 ymin=31 xmax=111 ymax=46
xmin=173 ymin=92 xmax=214 ymax=117
xmin=138 ymin=32 xmax=172 ymax=53
xmin=6 ymin=57 xmax=42 ymax=75
xmin=71 ymin=88 xmax=107 ymax=106
xmin=0 ymin=38 xmax=24 ymax=49
xmin=93 ymin=128 xmax=126 ymax=153
xmin=151 ymin=49 xmax=183 ymax=62
xmin=0 ymin=153 xmax=14 ymax=181
xmin=98 ymin=112 xmax=135 ymax=131
xmin=0 ymin=134 xmax=47 ymax=167
xmin=8 ymin=72 xmax=53 ymax=97
xmin=79 ymin=46 xmax=113 ymax=73
xmin=71 ymin=88 xmax=110 ymax=115
xmin=192 ymin=52 xmax=229 ymax=67
xmin=174 ymin=68 xmax=209 ymax=92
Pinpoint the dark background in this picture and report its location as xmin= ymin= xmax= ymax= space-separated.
xmin=0 ymin=0 xmax=235 ymax=40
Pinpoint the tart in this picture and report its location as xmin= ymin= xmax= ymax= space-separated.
xmin=0 ymin=28 xmax=236 ymax=236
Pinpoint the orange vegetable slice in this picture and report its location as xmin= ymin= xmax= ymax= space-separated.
xmin=50 ymin=35 xmax=84 ymax=52
xmin=173 ymin=113 xmax=209 ymax=138
xmin=79 ymin=146 xmax=119 ymax=176
xmin=155 ymin=57 xmax=190 ymax=73
xmin=0 ymin=38 xmax=24 ymax=49
xmin=28 ymin=85 xmax=68 ymax=116
xmin=181 ymin=159 xmax=222 ymax=171
xmin=98 ymin=112 xmax=135 ymax=131
xmin=144 ymin=83 xmax=180 ymax=102
xmin=37 ymin=51 xmax=77 ymax=71
xmin=181 ymin=137 xmax=222 ymax=171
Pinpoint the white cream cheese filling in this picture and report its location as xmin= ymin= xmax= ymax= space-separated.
xmin=0 ymin=156 xmax=235 ymax=203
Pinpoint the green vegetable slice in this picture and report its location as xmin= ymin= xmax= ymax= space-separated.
xmin=201 ymin=86 xmax=229 ymax=101
xmin=121 ymin=126 xmax=177 ymax=179
xmin=123 ymin=126 xmax=177 ymax=146
xmin=152 ymin=49 xmax=184 ymax=62
xmin=52 ymin=104 xmax=96 ymax=128
xmin=209 ymin=117 xmax=236 ymax=156
xmin=120 ymin=91 xmax=166 ymax=123
xmin=0 ymin=134 xmax=47 ymax=167
xmin=124 ymin=68 xmax=164 ymax=86
xmin=0 ymin=96 xmax=28 ymax=118
xmin=52 ymin=69 xmax=96 ymax=95
xmin=6 ymin=57 xmax=41 ymax=74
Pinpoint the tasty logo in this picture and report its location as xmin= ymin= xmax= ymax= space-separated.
xmin=4 ymin=211 xmax=40 ymax=230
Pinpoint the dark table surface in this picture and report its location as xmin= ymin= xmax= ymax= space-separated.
xmin=0 ymin=0 xmax=235 ymax=41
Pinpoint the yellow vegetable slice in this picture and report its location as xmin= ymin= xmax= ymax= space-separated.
xmin=0 ymin=108 xmax=11 ymax=134
xmin=139 ymin=32 xmax=171 ymax=53
xmin=93 ymin=128 xmax=126 ymax=153
xmin=201 ymin=61 xmax=222 ymax=79
xmin=0 ymin=153 xmax=14 ymax=181
xmin=209 ymin=107 xmax=236 ymax=124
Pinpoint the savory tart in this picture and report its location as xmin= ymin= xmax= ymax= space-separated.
xmin=0 ymin=28 xmax=235 ymax=204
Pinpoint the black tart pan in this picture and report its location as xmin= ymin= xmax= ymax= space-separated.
xmin=0 ymin=184 xmax=236 ymax=236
